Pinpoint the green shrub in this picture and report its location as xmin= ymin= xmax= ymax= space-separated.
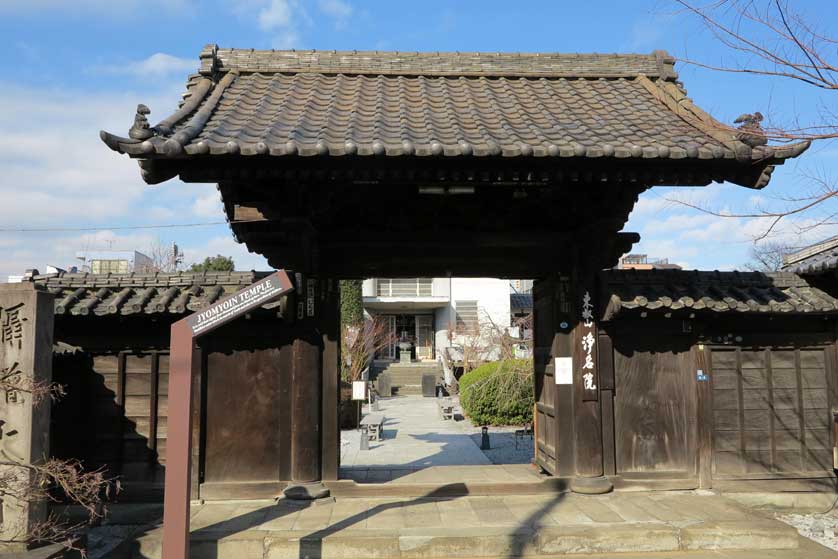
xmin=459 ymin=359 xmax=534 ymax=426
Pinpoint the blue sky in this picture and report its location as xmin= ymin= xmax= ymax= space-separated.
xmin=1 ymin=0 xmax=835 ymax=276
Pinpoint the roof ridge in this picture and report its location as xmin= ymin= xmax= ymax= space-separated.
xmin=199 ymin=44 xmax=678 ymax=79
xmin=784 ymin=235 xmax=838 ymax=266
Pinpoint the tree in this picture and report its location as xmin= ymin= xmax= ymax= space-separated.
xmin=671 ymin=0 xmax=836 ymax=239
xmin=188 ymin=255 xmax=235 ymax=272
xmin=341 ymin=317 xmax=396 ymax=383
xmin=744 ymin=240 xmax=797 ymax=271
xmin=146 ymin=239 xmax=184 ymax=272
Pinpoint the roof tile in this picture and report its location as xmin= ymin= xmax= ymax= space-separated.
xmin=601 ymin=269 xmax=838 ymax=319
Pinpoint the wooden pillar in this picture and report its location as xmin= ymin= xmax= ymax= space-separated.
xmin=552 ymin=276 xmax=576 ymax=477
xmin=320 ymin=279 xmax=340 ymax=481
xmin=283 ymin=274 xmax=330 ymax=500
xmin=189 ymin=348 xmax=204 ymax=500
xmin=559 ymin=260 xmax=613 ymax=494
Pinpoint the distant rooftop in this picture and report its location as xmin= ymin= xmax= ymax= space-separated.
xmin=782 ymin=236 xmax=838 ymax=275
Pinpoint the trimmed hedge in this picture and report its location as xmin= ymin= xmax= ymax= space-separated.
xmin=459 ymin=359 xmax=534 ymax=426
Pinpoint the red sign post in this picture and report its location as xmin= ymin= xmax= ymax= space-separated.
xmin=161 ymin=271 xmax=294 ymax=559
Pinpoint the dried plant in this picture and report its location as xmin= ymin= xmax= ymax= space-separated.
xmin=448 ymin=308 xmax=531 ymax=374
xmin=341 ymin=316 xmax=398 ymax=383
xmin=0 ymin=370 xmax=116 ymax=555
xmin=0 ymin=457 xmax=118 ymax=555
xmin=0 ymin=372 xmax=65 ymax=406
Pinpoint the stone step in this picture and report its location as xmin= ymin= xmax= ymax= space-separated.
xmin=124 ymin=516 xmax=805 ymax=559
xmin=386 ymin=374 xmax=441 ymax=382
xmin=379 ymin=369 xmax=442 ymax=376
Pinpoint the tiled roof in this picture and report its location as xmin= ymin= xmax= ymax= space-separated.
xmin=782 ymin=236 xmax=838 ymax=275
xmin=600 ymin=269 xmax=838 ymax=320
xmin=30 ymin=271 xmax=271 ymax=317
xmin=100 ymin=45 xmax=809 ymax=184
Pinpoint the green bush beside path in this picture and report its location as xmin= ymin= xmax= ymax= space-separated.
xmin=459 ymin=359 xmax=534 ymax=426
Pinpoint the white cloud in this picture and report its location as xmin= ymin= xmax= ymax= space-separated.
xmin=318 ymin=0 xmax=352 ymax=28
xmin=272 ymin=29 xmax=302 ymax=50
xmin=0 ymin=81 xmax=245 ymax=279
xmin=92 ymin=53 xmax=197 ymax=79
xmin=231 ymin=0 xmax=326 ymax=48
xmin=0 ymin=82 xmax=186 ymax=225
xmin=192 ymin=191 xmax=223 ymax=218
xmin=258 ymin=0 xmax=294 ymax=30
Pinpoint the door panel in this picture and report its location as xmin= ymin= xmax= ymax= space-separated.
xmin=709 ymin=346 xmax=833 ymax=477
xmin=613 ymin=336 xmax=696 ymax=476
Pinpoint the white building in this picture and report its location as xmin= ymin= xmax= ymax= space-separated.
xmin=362 ymin=277 xmax=512 ymax=361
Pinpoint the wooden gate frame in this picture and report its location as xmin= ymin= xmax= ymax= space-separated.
xmin=161 ymin=271 xmax=294 ymax=559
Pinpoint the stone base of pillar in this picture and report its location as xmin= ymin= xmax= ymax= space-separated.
xmin=283 ymin=481 xmax=331 ymax=501
xmin=570 ymin=476 xmax=613 ymax=495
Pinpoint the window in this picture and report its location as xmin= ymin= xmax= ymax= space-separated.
xmin=91 ymin=259 xmax=129 ymax=274
xmin=376 ymin=278 xmax=433 ymax=297
xmin=455 ymin=300 xmax=479 ymax=333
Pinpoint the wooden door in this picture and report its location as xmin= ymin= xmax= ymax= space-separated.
xmin=612 ymin=334 xmax=697 ymax=478
xmin=709 ymin=345 xmax=834 ymax=478
xmin=203 ymin=346 xmax=289 ymax=487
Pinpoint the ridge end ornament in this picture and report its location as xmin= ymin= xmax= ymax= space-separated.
xmin=734 ymin=111 xmax=767 ymax=148
xmin=129 ymin=104 xmax=154 ymax=140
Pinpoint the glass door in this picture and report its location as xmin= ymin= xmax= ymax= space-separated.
xmin=379 ymin=315 xmax=397 ymax=360
xmin=415 ymin=315 xmax=433 ymax=360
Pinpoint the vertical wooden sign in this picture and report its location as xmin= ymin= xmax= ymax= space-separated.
xmin=580 ymin=290 xmax=598 ymax=402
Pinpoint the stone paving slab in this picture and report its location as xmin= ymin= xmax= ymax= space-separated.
xmin=340 ymin=396 xmax=496 ymax=469
xmin=113 ymin=492 xmax=819 ymax=558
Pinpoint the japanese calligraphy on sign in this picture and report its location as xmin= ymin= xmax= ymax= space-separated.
xmin=1 ymin=362 xmax=24 ymax=404
xmin=580 ymin=290 xmax=598 ymax=400
xmin=1 ymin=303 xmax=25 ymax=349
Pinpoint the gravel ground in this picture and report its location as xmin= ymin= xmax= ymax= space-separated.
xmin=777 ymin=508 xmax=838 ymax=551
xmin=456 ymin=398 xmax=535 ymax=465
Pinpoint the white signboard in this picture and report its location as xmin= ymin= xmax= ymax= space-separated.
xmin=352 ymin=381 xmax=367 ymax=400
xmin=555 ymin=357 xmax=573 ymax=385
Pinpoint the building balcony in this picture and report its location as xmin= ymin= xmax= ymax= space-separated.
xmin=362 ymin=278 xmax=450 ymax=311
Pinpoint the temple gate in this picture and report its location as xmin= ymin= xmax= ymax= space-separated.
xmin=100 ymin=46 xmax=810 ymax=556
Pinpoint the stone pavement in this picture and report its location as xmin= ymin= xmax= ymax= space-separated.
xmin=340 ymin=395 xmax=535 ymax=485
xmin=113 ymin=491 xmax=838 ymax=558
xmin=341 ymin=396 xmax=493 ymax=469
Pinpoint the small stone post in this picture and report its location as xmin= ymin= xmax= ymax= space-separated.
xmin=0 ymin=283 xmax=55 ymax=551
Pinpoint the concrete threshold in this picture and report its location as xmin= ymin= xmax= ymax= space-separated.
xmin=326 ymin=478 xmax=568 ymax=498
xmin=122 ymin=520 xmax=804 ymax=559
xmin=111 ymin=491 xmax=812 ymax=559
